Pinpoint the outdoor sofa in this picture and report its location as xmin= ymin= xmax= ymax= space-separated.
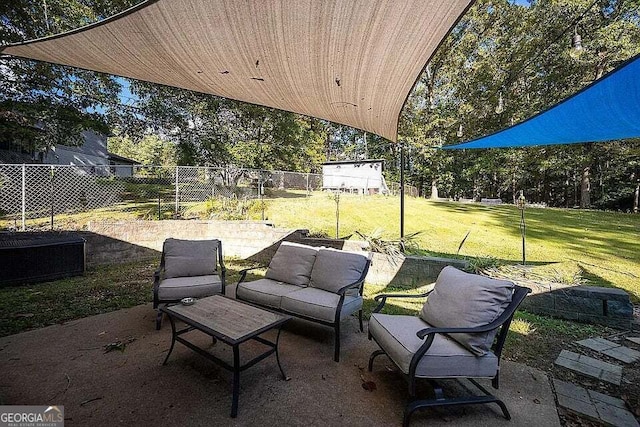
xmin=236 ymin=241 xmax=372 ymax=362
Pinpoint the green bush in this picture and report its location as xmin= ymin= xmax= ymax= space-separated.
xmin=185 ymin=196 xmax=266 ymax=220
xmin=467 ymin=256 xmax=501 ymax=273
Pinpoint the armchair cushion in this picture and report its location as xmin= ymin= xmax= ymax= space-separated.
xmin=265 ymin=242 xmax=318 ymax=286
xmin=419 ymin=266 xmax=514 ymax=356
xmin=163 ymin=238 xmax=218 ymax=279
xmin=309 ymin=248 xmax=368 ymax=293
xmin=157 ymin=275 xmax=222 ymax=300
xmin=369 ymin=313 xmax=498 ymax=378
xmin=281 ymin=287 xmax=363 ymax=322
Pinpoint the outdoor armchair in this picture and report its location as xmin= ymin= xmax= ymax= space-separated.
xmin=368 ymin=266 xmax=531 ymax=426
xmin=153 ymin=238 xmax=226 ymax=329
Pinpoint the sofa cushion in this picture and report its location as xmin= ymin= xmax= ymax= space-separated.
xmin=309 ymin=248 xmax=368 ymax=293
xmin=236 ymin=278 xmax=304 ymax=309
xmin=265 ymin=242 xmax=319 ymax=286
xmin=419 ymin=266 xmax=514 ymax=356
xmin=281 ymin=287 xmax=362 ymax=323
xmin=163 ymin=238 xmax=218 ymax=279
xmin=369 ymin=313 xmax=498 ymax=378
xmin=157 ymin=275 xmax=222 ymax=301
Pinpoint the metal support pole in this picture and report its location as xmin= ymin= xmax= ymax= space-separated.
xmin=21 ymin=164 xmax=26 ymax=231
xmin=400 ymin=143 xmax=405 ymax=239
xmin=335 ymin=192 xmax=340 ymax=239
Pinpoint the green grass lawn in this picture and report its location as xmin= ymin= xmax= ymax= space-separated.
xmin=0 ymin=258 xmax=256 ymax=338
xmin=3 ymin=190 xmax=638 ymax=302
xmin=264 ymin=193 xmax=640 ymax=302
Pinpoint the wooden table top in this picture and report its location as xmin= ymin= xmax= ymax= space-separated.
xmin=163 ymin=295 xmax=290 ymax=344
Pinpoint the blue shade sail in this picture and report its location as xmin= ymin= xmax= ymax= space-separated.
xmin=444 ymin=53 xmax=640 ymax=150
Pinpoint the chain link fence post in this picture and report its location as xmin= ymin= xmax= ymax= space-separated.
xmin=175 ymin=166 xmax=179 ymax=219
xmin=50 ymin=165 xmax=55 ymax=230
xmin=21 ymin=164 xmax=26 ymax=231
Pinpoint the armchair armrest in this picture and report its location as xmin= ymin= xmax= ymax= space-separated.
xmin=417 ymin=324 xmax=496 ymax=339
xmin=373 ymin=290 xmax=433 ymax=313
xmin=336 ymin=278 xmax=366 ymax=296
xmin=412 ymin=285 xmax=531 ymax=366
xmin=153 ymin=269 xmax=163 ymax=285
xmin=237 ymin=265 xmax=268 ymax=285
xmin=416 ymin=298 xmax=519 ymax=339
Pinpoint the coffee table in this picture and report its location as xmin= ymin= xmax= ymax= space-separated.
xmin=161 ymin=295 xmax=291 ymax=417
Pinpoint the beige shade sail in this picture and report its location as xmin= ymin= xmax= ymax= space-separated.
xmin=1 ymin=0 xmax=471 ymax=142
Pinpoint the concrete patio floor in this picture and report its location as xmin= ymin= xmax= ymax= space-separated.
xmin=0 ymin=302 xmax=560 ymax=426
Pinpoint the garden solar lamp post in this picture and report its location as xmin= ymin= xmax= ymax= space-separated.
xmin=332 ymin=189 xmax=342 ymax=239
xmin=517 ymin=191 xmax=526 ymax=265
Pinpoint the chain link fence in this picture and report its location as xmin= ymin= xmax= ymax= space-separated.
xmin=0 ymin=164 xmax=416 ymax=230
xmin=0 ymin=164 xmax=324 ymax=229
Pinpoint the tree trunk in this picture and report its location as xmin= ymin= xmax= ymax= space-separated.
xmin=580 ymin=166 xmax=591 ymax=208
xmin=564 ymin=171 xmax=570 ymax=208
xmin=634 ymin=182 xmax=639 ymax=214
xmin=512 ymin=170 xmax=517 ymax=204
xmin=430 ymin=179 xmax=439 ymax=199
xmin=574 ymin=170 xmax=578 ymax=207
xmin=543 ymin=171 xmax=550 ymax=205
xmin=492 ymin=171 xmax=498 ymax=198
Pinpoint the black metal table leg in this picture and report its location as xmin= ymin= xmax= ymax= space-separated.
xmin=160 ymin=299 xmax=291 ymax=419
xmin=231 ymin=345 xmax=240 ymax=418
xmin=162 ymin=314 xmax=177 ymax=365
xmin=274 ymin=327 xmax=289 ymax=381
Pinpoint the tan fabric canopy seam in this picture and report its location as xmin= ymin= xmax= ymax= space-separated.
xmin=1 ymin=0 xmax=473 ymax=142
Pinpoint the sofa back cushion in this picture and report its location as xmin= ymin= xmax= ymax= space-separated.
xmin=265 ymin=242 xmax=318 ymax=286
xmin=309 ymin=248 xmax=369 ymax=293
xmin=419 ymin=266 xmax=514 ymax=356
xmin=163 ymin=238 xmax=218 ymax=279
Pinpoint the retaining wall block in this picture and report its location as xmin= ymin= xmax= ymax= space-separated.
xmin=555 ymin=295 xmax=604 ymax=316
xmin=607 ymin=300 xmax=634 ymax=318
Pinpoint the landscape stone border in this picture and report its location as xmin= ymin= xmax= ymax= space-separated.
xmin=521 ymin=281 xmax=633 ymax=329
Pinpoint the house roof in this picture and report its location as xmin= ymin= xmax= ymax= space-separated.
xmin=107 ymin=152 xmax=139 ymax=164
xmin=0 ymin=0 xmax=472 ymax=142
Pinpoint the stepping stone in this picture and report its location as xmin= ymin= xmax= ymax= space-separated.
xmin=554 ymin=379 xmax=639 ymax=427
xmin=554 ymin=350 xmax=623 ymax=385
xmin=578 ymin=337 xmax=640 ymax=363
xmin=590 ymin=391 xmax=640 ymax=427
xmin=553 ymin=379 xmax=599 ymax=420
xmin=627 ymin=337 xmax=640 ymax=345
